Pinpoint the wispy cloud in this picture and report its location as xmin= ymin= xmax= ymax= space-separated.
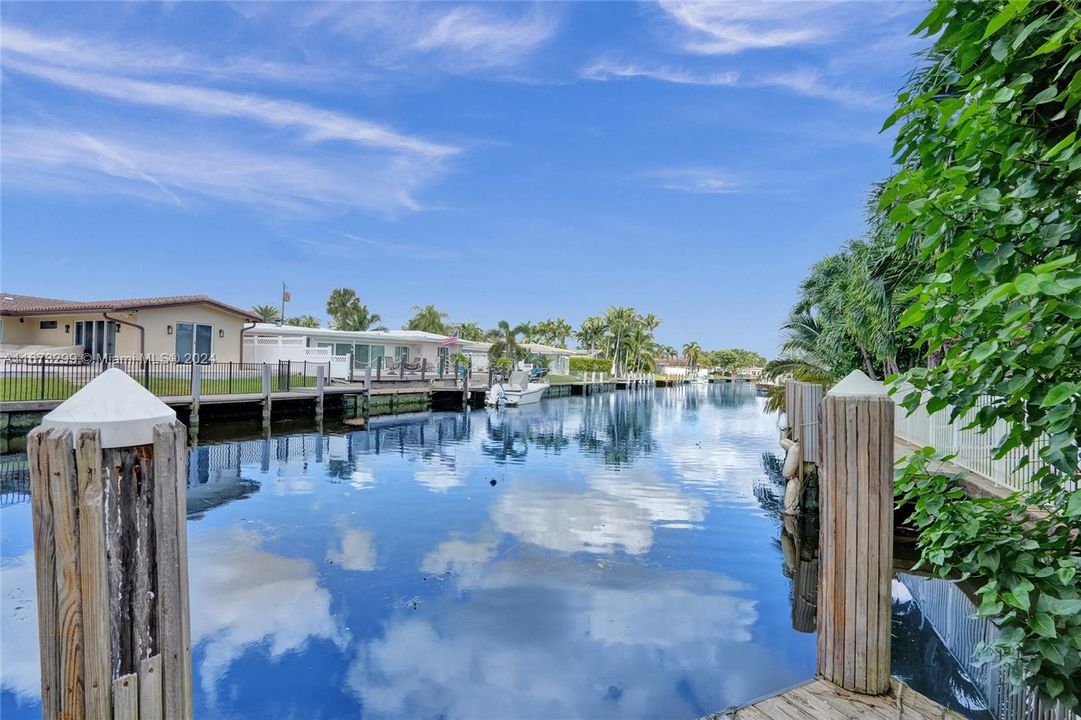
xmin=579 ymin=59 xmax=738 ymax=86
xmin=657 ymin=1 xmax=837 ymax=55
xmin=297 ymin=234 xmax=459 ymax=262
xmin=1 ymin=23 xmax=460 ymax=214
xmin=757 ymin=67 xmax=891 ymax=111
xmin=1 ymin=25 xmax=333 ymax=86
xmin=285 ymin=3 xmax=559 ymax=75
xmin=580 ymin=59 xmax=887 ymax=110
xmin=1 ymin=125 xmax=440 ymax=215
xmin=4 ymin=57 xmax=456 ymax=159
xmin=649 ymin=168 xmax=741 ymax=195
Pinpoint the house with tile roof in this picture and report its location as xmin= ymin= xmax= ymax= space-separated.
xmin=0 ymin=293 xmax=260 ymax=362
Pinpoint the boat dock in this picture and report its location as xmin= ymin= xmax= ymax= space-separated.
xmin=708 ymin=677 xmax=963 ymax=720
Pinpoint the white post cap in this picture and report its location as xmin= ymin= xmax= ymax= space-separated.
xmin=826 ymin=369 xmax=887 ymax=397
xmin=41 ymin=368 xmax=177 ymax=448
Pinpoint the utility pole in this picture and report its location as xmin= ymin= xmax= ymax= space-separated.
xmin=280 ymin=282 xmax=290 ymax=326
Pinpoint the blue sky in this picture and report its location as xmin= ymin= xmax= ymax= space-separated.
xmin=0 ymin=1 xmax=931 ymax=355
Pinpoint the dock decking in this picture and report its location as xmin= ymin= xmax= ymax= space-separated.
xmin=706 ymin=678 xmax=964 ymax=720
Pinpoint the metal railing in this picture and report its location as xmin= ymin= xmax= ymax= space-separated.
xmin=0 ymin=357 xmax=330 ymax=402
xmin=892 ymin=384 xmax=1054 ymax=494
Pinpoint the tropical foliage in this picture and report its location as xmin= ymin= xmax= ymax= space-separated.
xmin=529 ymin=318 xmax=574 ymax=348
xmin=251 ymin=304 xmax=281 ymax=323
xmin=285 ymin=315 xmax=320 ymax=328
xmin=682 ymin=342 xmax=707 ymax=374
xmin=325 ymin=288 xmax=385 ymax=331
xmin=882 ymin=0 xmax=1081 ymax=705
xmin=773 ymin=0 xmax=1081 ymax=705
xmin=577 ymin=307 xmax=662 ymax=375
xmin=487 ymin=320 xmax=526 ymax=366
xmin=404 ymin=304 xmax=449 ymax=334
xmin=569 ymin=357 xmax=613 ymax=373
xmin=452 ymin=322 xmax=486 ymax=341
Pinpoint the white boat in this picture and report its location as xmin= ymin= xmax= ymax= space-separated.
xmin=486 ymin=371 xmax=548 ymax=407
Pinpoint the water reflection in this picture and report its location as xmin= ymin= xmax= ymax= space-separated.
xmin=2 ymin=384 xmax=822 ymax=719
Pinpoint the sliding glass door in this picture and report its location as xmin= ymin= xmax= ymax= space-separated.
xmin=175 ymin=322 xmax=213 ymax=363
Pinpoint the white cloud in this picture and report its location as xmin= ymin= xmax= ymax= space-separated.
xmin=658 ymin=1 xmax=837 ymax=55
xmin=1 ymin=554 xmax=41 ymax=704
xmin=581 ymin=58 xmax=888 ymax=111
xmin=308 ymin=3 xmax=559 ymax=74
xmin=1 ymin=25 xmax=332 ymax=86
xmin=648 ymin=167 xmax=741 ymax=194
xmin=327 ymin=527 xmax=378 ymax=571
xmin=346 ymin=555 xmax=787 ymax=720
xmin=188 ymin=527 xmax=350 ymax=705
xmin=579 ymin=59 xmax=739 ymax=86
xmin=413 ymin=5 xmax=558 ymax=70
xmin=4 ymin=59 xmax=455 ymax=159
xmin=757 ymin=67 xmax=891 ymax=110
xmin=489 ymin=470 xmax=706 ymax=556
xmin=1 ymin=125 xmax=441 ymax=214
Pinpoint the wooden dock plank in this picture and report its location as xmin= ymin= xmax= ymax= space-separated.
xmin=723 ymin=678 xmax=967 ymax=720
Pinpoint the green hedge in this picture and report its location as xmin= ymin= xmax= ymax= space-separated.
xmin=569 ymin=357 xmax=612 ymax=373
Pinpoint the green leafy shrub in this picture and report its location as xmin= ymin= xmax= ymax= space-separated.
xmin=569 ymin=357 xmax=612 ymax=373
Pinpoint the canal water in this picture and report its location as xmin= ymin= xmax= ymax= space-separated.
xmin=1 ymin=384 xmax=989 ymax=719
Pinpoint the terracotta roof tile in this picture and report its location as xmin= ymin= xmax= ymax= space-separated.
xmin=0 ymin=293 xmax=260 ymax=320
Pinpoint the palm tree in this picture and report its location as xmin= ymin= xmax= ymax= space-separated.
xmin=575 ymin=316 xmax=607 ymax=354
xmin=604 ymin=306 xmax=637 ymax=376
xmin=453 ymin=322 xmax=485 ymax=341
xmin=682 ymin=341 xmax=706 ymax=375
xmin=325 ymin=288 xmax=382 ymax=331
xmin=548 ymin=318 xmax=573 ymax=348
xmin=251 ymin=304 xmax=281 ymax=323
xmin=285 ymin=315 xmax=320 ymax=328
xmin=487 ymin=320 xmax=528 ymax=367
xmin=405 ymin=304 xmax=449 ymax=334
xmin=517 ymin=322 xmax=537 ymax=343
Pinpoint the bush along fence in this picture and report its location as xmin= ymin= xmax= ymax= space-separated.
xmin=0 ymin=358 xmax=330 ymax=402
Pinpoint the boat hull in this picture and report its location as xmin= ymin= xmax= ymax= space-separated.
xmin=486 ymin=383 xmax=548 ymax=406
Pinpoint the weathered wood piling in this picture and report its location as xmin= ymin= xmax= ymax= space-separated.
xmin=816 ymin=370 xmax=893 ymax=695
xmin=28 ymin=369 xmax=192 ymax=719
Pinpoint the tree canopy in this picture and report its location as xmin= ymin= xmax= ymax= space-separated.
xmin=251 ymin=304 xmax=281 ymax=323
xmin=404 ymin=304 xmax=449 ymax=334
xmin=325 ymin=288 xmax=385 ymax=331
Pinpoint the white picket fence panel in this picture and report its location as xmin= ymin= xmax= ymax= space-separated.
xmin=892 ymin=384 xmax=1052 ymax=494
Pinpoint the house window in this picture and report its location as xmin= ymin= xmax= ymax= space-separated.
xmin=353 ymin=344 xmax=371 ymax=368
xmin=393 ymin=345 xmax=409 ymax=362
xmin=39 ymin=320 xmax=58 ymax=330
xmin=334 ymin=343 xmax=352 ymax=357
xmin=175 ymin=322 xmax=213 ymax=363
xmin=370 ymin=345 xmax=386 ymax=366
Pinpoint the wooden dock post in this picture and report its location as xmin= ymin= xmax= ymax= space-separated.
xmin=261 ymin=363 xmax=272 ymax=430
xmin=315 ymin=365 xmax=325 ymax=423
xmin=28 ymin=368 xmax=192 ymax=719
xmin=189 ymin=365 xmax=201 ymax=441
xmin=817 ymin=370 xmax=893 ymax=695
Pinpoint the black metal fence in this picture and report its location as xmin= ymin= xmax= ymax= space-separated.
xmin=0 ymin=358 xmax=330 ymax=402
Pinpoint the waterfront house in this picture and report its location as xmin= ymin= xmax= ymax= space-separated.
xmin=0 ymin=293 xmax=259 ymax=362
xmin=655 ymin=357 xmax=690 ymax=379
xmin=244 ymin=323 xmax=457 ymax=377
xmin=520 ymin=342 xmax=574 ymax=375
